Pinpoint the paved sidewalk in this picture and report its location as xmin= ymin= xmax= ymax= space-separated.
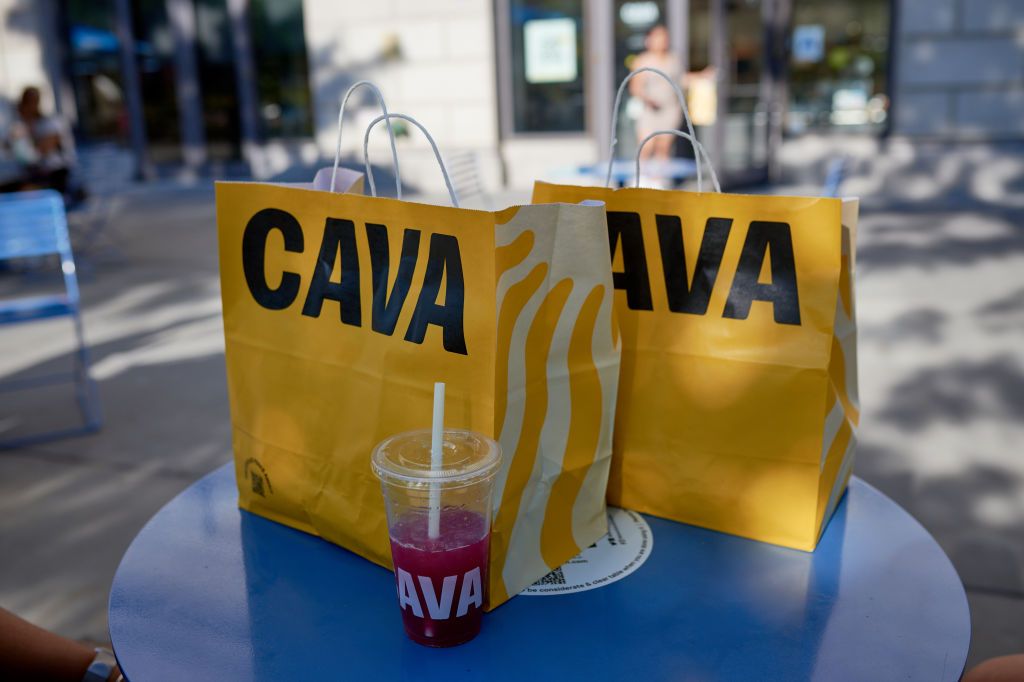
xmin=0 ymin=175 xmax=1021 ymax=668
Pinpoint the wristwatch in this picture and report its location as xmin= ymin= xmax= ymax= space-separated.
xmin=82 ymin=647 xmax=119 ymax=682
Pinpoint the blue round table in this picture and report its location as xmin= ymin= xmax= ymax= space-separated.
xmin=109 ymin=464 xmax=970 ymax=681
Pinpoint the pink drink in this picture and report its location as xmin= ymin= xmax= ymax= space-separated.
xmin=372 ymin=428 xmax=500 ymax=647
xmin=389 ymin=508 xmax=489 ymax=647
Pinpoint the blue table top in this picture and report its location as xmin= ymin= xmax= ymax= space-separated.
xmin=109 ymin=464 xmax=970 ymax=681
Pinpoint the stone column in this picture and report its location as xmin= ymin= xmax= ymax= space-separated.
xmin=113 ymin=0 xmax=153 ymax=179
xmin=226 ymin=0 xmax=261 ymax=174
xmin=167 ymin=0 xmax=207 ymax=173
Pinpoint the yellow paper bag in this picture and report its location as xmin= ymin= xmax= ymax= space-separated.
xmin=532 ymin=181 xmax=858 ymax=551
xmin=216 ymin=180 xmax=619 ymax=607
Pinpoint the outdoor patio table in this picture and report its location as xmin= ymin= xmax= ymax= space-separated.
xmin=108 ymin=463 xmax=970 ymax=681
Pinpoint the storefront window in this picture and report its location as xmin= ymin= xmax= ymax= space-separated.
xmin=65 ymin=0 xmax=127 ymax=144
xmin=688 ymin=0 xmax=710 ymax=71
xmin=249 ymin=0 xmax=313 ymax=138
xmin=721 ymin=0 xmax=767 ymax=173
xmin=688 ymin=0 xmax=768 ymax=178
xmin=132 ymin=0 xmax=182 ymax=161
xmin=195 ymin=0 xmax=242 ymax=159
xmin=787 ymin=0 xmax=890 ymax=133
xmin=509 ymin=0 xmax=586 ymax=133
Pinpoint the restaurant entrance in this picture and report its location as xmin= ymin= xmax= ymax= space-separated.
xmin=608 ymin=0 xmax=772 ymax=184
xmin=497 ymin=0 xmax=892 ymax=188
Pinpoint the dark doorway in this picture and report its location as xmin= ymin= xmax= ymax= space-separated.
xmin=194 ymin=0 xmax=242 ymax=159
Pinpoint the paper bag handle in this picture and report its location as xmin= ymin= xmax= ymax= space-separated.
xmin=331 ymin=81 xmax=401 ymax=199
xmin=634 ymin=130 xmax=721 ymax=193
xmin=606 ymin=67 xmax=718 ymax=192
xmin=364 ymin=113 xmax=460 ymax=208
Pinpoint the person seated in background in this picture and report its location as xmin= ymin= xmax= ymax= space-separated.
xmin=2 ymin=86 xmax=81 ymax=201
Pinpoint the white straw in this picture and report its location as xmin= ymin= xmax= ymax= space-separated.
xmin=428 ymin=382 xmax=445 ymax=539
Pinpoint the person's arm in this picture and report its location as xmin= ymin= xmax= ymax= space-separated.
xmin=35 ymin=132 xmax=63 ymax=156
xmin=0 ymin=608 xmax=117 ymax=681
xmin=7 ymin=121 xmax=39 ymax=165
xmin=965 ymin=655 xmax=1024 ymax=682
xmin=32 ymin=116 xmax=64 ymax=157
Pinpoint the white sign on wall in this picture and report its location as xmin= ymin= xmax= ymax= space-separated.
xmin=524 ymin=18 xmax=578 ymax=84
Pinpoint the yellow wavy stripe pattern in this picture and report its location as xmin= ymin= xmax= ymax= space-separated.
xmin=831 ymin=220 xmax=859 ymax=423
xmin=817 ymin=218 xmax=859 ymax=539
xmin=538 ymin=285 xmax=605 ymax=566
xmin=494 ymin=263 xmax=548 ymax=439
xmin=819 ymin=217 xmax=859 ymax=534
xmin=494 ymin=205 xmax=521 ymax=226
xmin=815 ymin=411 xmax=853 ymax=533
xmin=829 ymin=337 xmax=858 ymax=423
xmin=838 ymin=233 xmax=853 ymax=317
xmin=829 ymin=226 xmax=858 ymax=422
xmin=610 ymin=302 xmax=621 ymax=349
xmin=491 ymin=277 xmax=574 ymax=603
xmin=496 ymin=230 xmax=535 ymax=277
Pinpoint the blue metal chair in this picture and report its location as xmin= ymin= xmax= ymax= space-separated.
xmin=0 ymin=190 xmax=102 ymax=447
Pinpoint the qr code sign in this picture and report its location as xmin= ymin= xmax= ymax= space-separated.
xmin=534 ymin=567 xmax=566 ymax=585
xmin=521 ymin=509 xmax=653 ymax=597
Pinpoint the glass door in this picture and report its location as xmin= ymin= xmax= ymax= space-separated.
xmin=65 ymin=0 xmax=129 ymax=145
xmin=612 ymin=0 xmax=669 ymax=162
xmin=691 ymin=0 xmax=770 ymax=185
xmin=194 ymin=0 xmax=242 ymax=160
xmin=786 ymin=0 xmax=891 ymax=134
xmin=131 ymin=0 xmax=182 ymax=163
xmin=598 ymin=0 xmax=772 ymax=183
xmin=724 ymin=0 xmax=768 ymax=181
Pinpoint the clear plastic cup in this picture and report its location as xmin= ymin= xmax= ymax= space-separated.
xmin=371 ymin=429 xmax=501 ymax=647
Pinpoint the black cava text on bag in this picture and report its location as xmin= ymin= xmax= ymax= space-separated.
xmin=606 ymin=211 xmax=802 ymax=325
xmin=241 ymin=207 xmax=468 ymax=354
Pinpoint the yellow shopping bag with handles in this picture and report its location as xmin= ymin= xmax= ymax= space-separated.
xmin=532 ymin=68 xmax=858 ymax=551
xmin=216 ymin=105 xmax=619 ymax=607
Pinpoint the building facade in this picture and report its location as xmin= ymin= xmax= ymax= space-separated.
xmin=0 ymin=0 xmax=1020 ymax=191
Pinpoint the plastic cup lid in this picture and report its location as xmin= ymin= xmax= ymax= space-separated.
xmin=371 ymin=429 xmax=501 ymax=488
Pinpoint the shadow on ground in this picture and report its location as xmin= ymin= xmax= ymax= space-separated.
xmin=852 ymin=198 xmax=1024 ymax=665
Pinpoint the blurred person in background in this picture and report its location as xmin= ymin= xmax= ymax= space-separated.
xmin=629 ymin=25 xmax=716 ymax=163
xmin=629 ymin=25 xmax=682 ymax=162
xmin=2 ymin=86 xmax=80 ymax=201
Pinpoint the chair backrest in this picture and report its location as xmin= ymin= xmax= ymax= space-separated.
xmin=0 ymin=190 xmax=80 ymax=304
xmin=446 ymin=150 xmax=488 ymax=209
xmin=76 ymin=144 xmax=135 ymax=197
xmin=0 ymin=190 xmax=72 ymax=260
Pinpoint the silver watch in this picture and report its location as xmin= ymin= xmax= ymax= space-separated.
xmin=82 ymin=647 xmax=118 ymax=682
